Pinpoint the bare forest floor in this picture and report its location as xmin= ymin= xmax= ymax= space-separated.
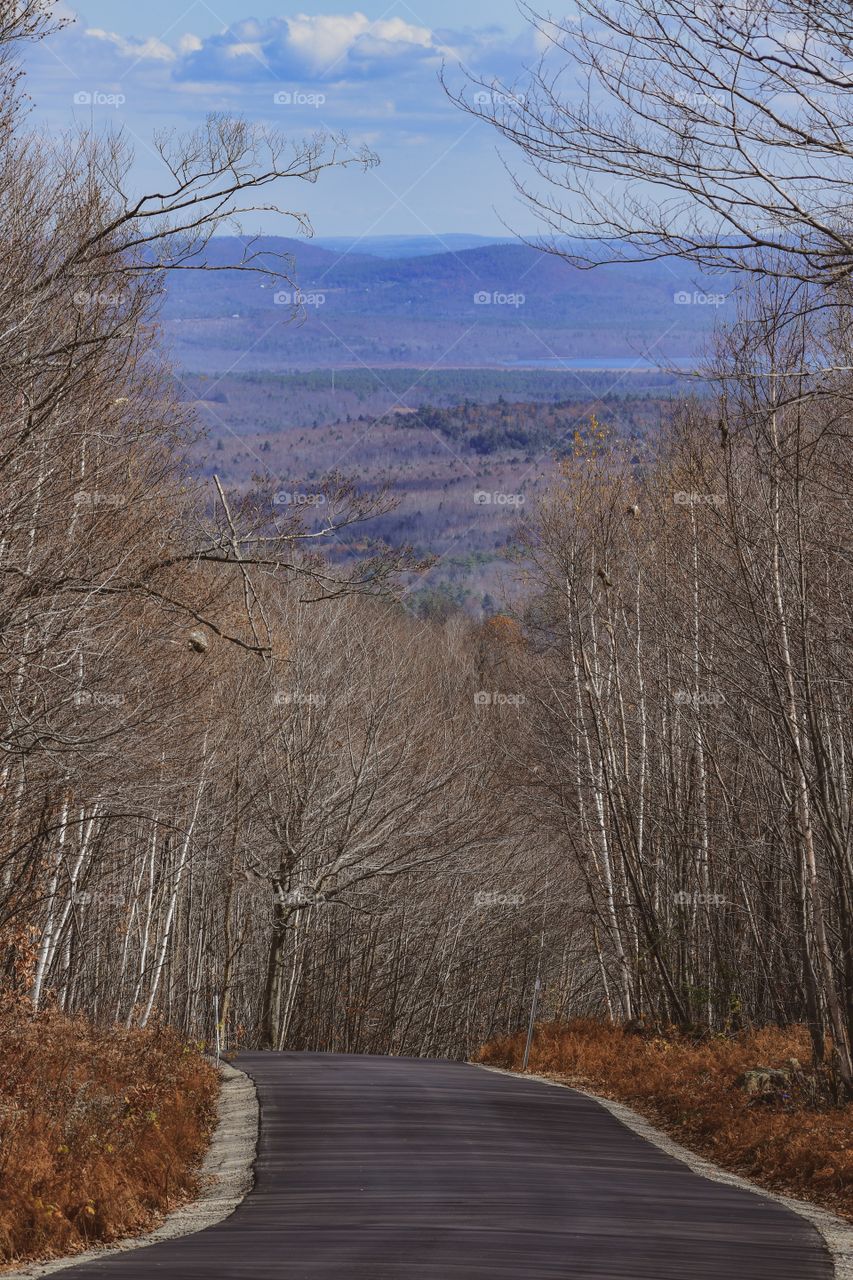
xmin=475 ymin=1020 xmax=853 ymax=1221
xmin=0 ymin=998 xmax=218 ymax=1267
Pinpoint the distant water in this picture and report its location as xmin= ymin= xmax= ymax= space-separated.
xmin=503 ymin=357 xmax=699 ymax=371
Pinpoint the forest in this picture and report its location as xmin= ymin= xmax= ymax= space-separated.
xmin=0 ymin=0 xmax=851 ymax=1100
xmin=3 ymin=0 xmax=853 ymax=1263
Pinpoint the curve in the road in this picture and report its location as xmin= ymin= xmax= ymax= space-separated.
xmin=52 ymin=1052 xmax=833 ymax=1279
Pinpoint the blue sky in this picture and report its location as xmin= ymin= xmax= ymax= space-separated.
xmin=25 ymin=1 xmax=550 ymax=237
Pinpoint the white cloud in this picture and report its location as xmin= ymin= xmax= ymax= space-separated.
xmin=178 ymin=33 xmax=203 ymax=56
xmin=225 ymin=42 xmax=266 ymax=61
xmin=368 ymin=17 xmax=432 ymax=48
xmin=270 ymin=12 xmax=438 ymax=77
xmin=162 ymin=12 xmax=452 ymax=85
xmin=285 ymin=12 xmax=372 ymax=73
xmin=85 ymin=27 xmax=176 ymax=63
xmin=27 ymin=10 xmax=534 ymax=127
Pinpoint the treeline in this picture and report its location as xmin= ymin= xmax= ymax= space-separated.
xmin=247 ymin=367 xmax=685 ymax=405
xmin=454 ymin=0 xmax=853 ymax=1092
xmin=403 ymin=399 xmax=659 ymax=455
xmin=494 ymin=297 xmax=853 ymax=1091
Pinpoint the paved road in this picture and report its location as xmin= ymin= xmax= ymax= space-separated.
xmin=59 ymin=1052 xmax=833 ymax=1279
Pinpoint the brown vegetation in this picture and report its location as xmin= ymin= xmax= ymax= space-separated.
xmin=0 ymin=988 xmax=217 ymax=1265
xmin=476 ymin=1021 xmax=853 ymax=1220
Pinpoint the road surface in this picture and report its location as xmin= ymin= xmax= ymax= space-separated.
xmin=57 ymin=1051 xmax=833 ymax=1279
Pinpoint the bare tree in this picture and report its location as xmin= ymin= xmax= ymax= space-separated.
xmin=451 ymin=0 xmax=853 ymax=287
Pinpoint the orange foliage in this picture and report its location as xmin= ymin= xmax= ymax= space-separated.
xmin=481 ymin=614 xmax=523 ymax=644
xmin=475 ymin=1019 xmax=853 ymax=1220
xmin=561 ymin=413 xmax=612 ymax=466
xmin=0 ymin=999 xmax=218 ymax=1266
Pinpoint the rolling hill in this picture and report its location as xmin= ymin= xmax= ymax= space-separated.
xmin=162 ymin=237 xmax=735 ymax=374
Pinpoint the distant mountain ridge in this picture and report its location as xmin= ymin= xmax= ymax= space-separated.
xmin=162 ymin=236 xmax=736 ymax=372
xmin=313 ymin=234 xmax=518 ymax=258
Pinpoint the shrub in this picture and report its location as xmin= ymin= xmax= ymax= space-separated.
xmin=0 ymin=996 xmax=218 ymax=1264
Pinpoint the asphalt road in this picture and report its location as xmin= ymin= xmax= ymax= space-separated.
xmin=58 ymin=1051 xmax=833 ymax=1279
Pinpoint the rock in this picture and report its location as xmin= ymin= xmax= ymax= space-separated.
xmin=188 ymin=629 xmax=210 ymax=653
xmin=738 ymin=1066 xmax=793 ymax=1096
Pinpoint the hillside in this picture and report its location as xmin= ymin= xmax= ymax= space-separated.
xmin=162 ymin=237 xmax=735 ymax=373
xmin=184 ymin=371 xmax=677 ymax=615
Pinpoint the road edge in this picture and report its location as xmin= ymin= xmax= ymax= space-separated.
xmin=476 ymin=1063 xmax=853 ymax=1280
xmin=2 ymin=1059 xmax=259 ymax=1278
